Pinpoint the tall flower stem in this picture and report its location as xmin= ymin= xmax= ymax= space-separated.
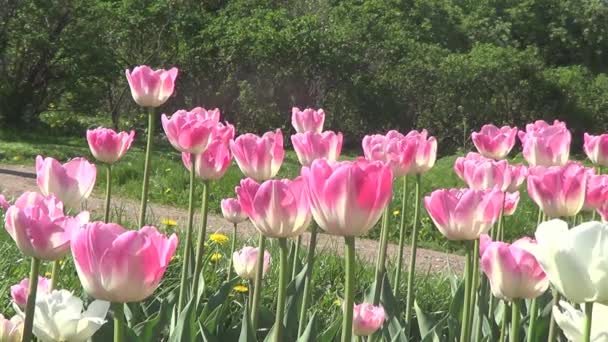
xmin=510 ymin=300 xmax=521 ymax=342
xmin=274 ymin=238 xmax=289 ymax=342
xmin=50 ymin=259 xmax=60 ymax=290
xmin=138 ymin=107 xmax=156 ymax=227
xmin=192 ymin=180 xmax=210 ymax=300
xmin=250 ymin=233 xmax=266 ymax=331
xmin=547 ymin=286 xmax=561 ymax=340
xmin=405 ymin=174 xmax=422 ymax=330
xmin=499 ymin=301 xmax=510 ymax=342
xmin=104 ymin=164 xmax=112 ymax=223
xmin=298 ymin=224 xmax=318 ymax=337
xmin=227 ymin=223 xmax=238 ymax=282
xmin=460 ymin=241 xmax=473 ymax=342
xmin=112 ymin=303 xmax=125 ymax=342
xmin=393 ymin=175 xmax=409 ymax=288
xmin=177 ymin=155 xmax=197 ymax=313
xmin=526 ymin=298 xmax=538 ymax=342
xmin=372 ymin=206 xmax=390 ymax=305
xmin=468 ymin=239 xmax=480 ymax=335
xmin=475 ymin=275 xmax=489 ymax=342
xmin=488 ymin=192 xmax=507 ymax=323
xmin=248 ymin=279 xmax=254 ymax=313
xmin=583 ymin=302 xmax=593 ymax=342
xmin=22 ymin=257 xmax=40 ymax=342
xmin=291 ymin=235 xmax=302 ymax=280
xmin=342 ymin=236 xmax=356 ymax=342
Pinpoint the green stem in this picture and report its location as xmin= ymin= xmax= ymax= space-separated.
xmin=192 ymin=180 xmax=210 ymax=302
xmin=177 ymin=154 xmax=197 ymax=313
xmin=50 ymin=259 xmax=60 ymax=290
xmin=526 ymin=298 xmax=538 ymax=342
xmin=112 ymin=303 xmax=125 ymax=342
xmin=372 ymin=206 xmax=390 ymax=305
xmin=499 ymin=301 xmax=510 ymax=342
xmin=341 ymin=236 xmax=356 ymax=342
xmin=405 ymin=174 xmax=422 ymax=330
xmin=227 ymin=223 xmax=238 ymax=282
xmin=104 ymin=164 xmax=112 ymax=223
xmin=21 ymin=257 xmax=40 ymax=342
xmin=292 ymin=235 xmax=302 ymax=280
xmin=475 ymin=276 xmax=489 ymax=342
xmin=547 ymin=288 xmax=561 ymax=342
xmin=460 ymin=241 xmax=473 ymax=342
xmin=393 ymin=176 xmax=409 ymax=288
xmin=468 ymin=239 xmax=480 ymax=336
xmin=250 ymin=233 xmax=266 ymax=331
xmin=138 ymin=107 xmax=155 ymax=227
xmin=583 ymin=302 xmax=593 ymax=342
xmin=248 ymin=279 xmax=254 ymax=314
xmin=488 ymin=192 xmax=507 ymax=323
xmin=510 ymin=300 xmax=521 ymax=342
xmin=274 ymin=238 xmax=289 ymax=342
xmin=298 ymin=224 xmax=318 ymax=337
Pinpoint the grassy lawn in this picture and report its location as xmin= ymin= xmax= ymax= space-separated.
xmin=0 ymin=131 xmax=551 ymax=253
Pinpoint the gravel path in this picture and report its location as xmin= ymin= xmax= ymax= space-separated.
xmin=0 ymin=164 xmax=464 ymax=274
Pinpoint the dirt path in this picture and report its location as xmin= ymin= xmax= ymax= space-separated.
xmin=0 ymin=164 xmax=464 ymax=274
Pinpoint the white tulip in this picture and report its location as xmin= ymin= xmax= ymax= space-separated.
xmin=15 ymin=289 xmax=109 ymax=342
xmin=531 ymin=219 xmax=608 ymax=303
xmin=553 ymin=301 xmax=608 ymax=341
xmin=0 ymin=314 xmax=23 ymax=342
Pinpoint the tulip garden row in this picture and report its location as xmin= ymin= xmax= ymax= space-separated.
xmin=1 ymin=65 xmax=608 ymax=342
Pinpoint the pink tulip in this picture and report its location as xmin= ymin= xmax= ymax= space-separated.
xmin=506 ymin=164 xmax=528 ymax=192
xmin=471 ymin=124 xmax=518 ymax=160
xmin=503 ymin=191 xmax=520 ymax=216
xmin=0 ymin=314 xmax=23 ymax=342
xmin=583 ymin=172 xmax=608 ymax=211
xmin=213 ymin=121 xmax=236 ymax=144
xmin=10 ymin=276 xmax=51 ymax=309
xmin=454 ymin=152 xmax=488 ymax=180
xmin=36 ymin=156 xmax=97 ymax=210
xmin=71 ymin=222 xmax=177 ymax=302
xmin=454 ymin=154 xmax=512 ymax=191
xmin=424 ymin=188 xmax=503 ymax=240
xmin=0 ymin=194 xmax=10 ymax=210
xmin=181 ymin=140 xmax=232 ymax=181
xmin=362 ymin=130 xmax=417 ymax=177
xmin=232 ymin=246 xmax=271 ymax=280
xmin=291 ymin=131 xmax=343 ymax=166
xmin=352 ymin=303 xmax=385 ymax=336
xmin=584 ymin=133 xmax=608 ymax=167
xmin=86 ymin=127 xmax=135 ymax=164
xmin=527 ymin=162 xmax=587 ymax=218
xmin=405 ymin=129 xmax=438 ymax=174
xmin=518 ymin=120 xmax=571 ymax=166
xmin=230 ymin=129 xmax=284 ymax=181
xmin=161 ymin=107 xmax=219 ymax=154
xmin=4 ymin=192 xmax=89 ymax=260
xmin=291 ymin=107 xmax=325 ymax=133
xmin=236 ymin=177 xmax=311 ymax=238
xmin=125 ymin=65 xmax=178 ymax=107
xmin=221 ymin=198 xmax=248 ymax=224
xmin=480 ymin=235 xmax=549 ymax=300
xmin=301 ymin=158 xmax=393 ymax=236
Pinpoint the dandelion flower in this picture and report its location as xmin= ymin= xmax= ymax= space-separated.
xmin=233 ymin=285 xmax=248 ymax=293
xmin=392 ymin=210 xmax=400 ymax=216
xmin=160 ymin=218 xmax=177 ymax=226
xmin=209 ymin=233 xmax=229 ymax=245
xmin=210 ymin=252 xmax=223 ymax=262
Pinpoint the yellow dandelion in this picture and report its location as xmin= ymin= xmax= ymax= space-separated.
xmin=210 ymin=252 xmax=223 ymax=262
xmin=393 ymin=210 xmax=400 ymax=216
xmin=160 ymin=218 xmax=177 ymax=227
xmin=209 ymin=233 xmax=229 ymax=245
xmin=333 ymin=298 xmax=342 ymax=306
xmin=233 ymin=285 xmax=248 ymax=293
xmin=44 ymin=272 xmax=52 ymax=278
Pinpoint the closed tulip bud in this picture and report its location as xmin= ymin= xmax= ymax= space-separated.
xmin=301 ymin=158 xmax=393 ymax=236
xmin=530 ymin=219 xmax=608 ymax=304
xmin=0 ymin=194 xmax=10 ymax=210
xmin=230 ymin=129 xmax=284 ymax=181
xmin=181 ymin=140 xmax=232 ymax=181
xmin=35 ymin=156 xmax=96 ymax=210
xmin=161 ymin=108 xmax=218 ymax=154
xmin=518 ymin=120 xmax=571 ymax=166
xmin=405 ymin=129 xmax=437 ymax=174
xmin=553 ymin=301 xmax=608 ymax=342
xmin=236 ymin=177 xmax=311 ymax=238
xmin=221 ymin=198 xmax=248 ymax=224
xmin=0 ymin=314 xmax=23 ymax=342
xmin=71 ymin=222 xmax=177 ymax=303
xmin=292 ymin=131 xmax=343 ymax=166
xmin=471 ymin=124 xmax=518 ymax=160
xmin=352 ymin=303 xmax=385 ymax=336
xmin=584 ymin=133 xmax=608 ymax=167
xmin=503 ymin=191 xmax=520 ymax=216
xmin=11 ymin=276 xmax=51 ymax=309
xmin=86 ymin=128 xmax=135 ymax=164
xmin=583 ymin=173 xmax=608 ymax=212
xmin=291 ymin=107 xmax=325 ymax=133
xmin=5 ymin=192 xmax=89 ymax=260
xmin=232 ymin=246 xmax=271 ymax=280
xmin=424 ymin=188 xmax=503 ymax=240
xmin=125 ymin=65 xmax=178 ymax=107
xmin=480 ymin=235 xmax=549 ymax=300
xmin=527 ymin=162 xmax=587 ymax=218
xmin=362 ymin=130 xmax=416 ymax=177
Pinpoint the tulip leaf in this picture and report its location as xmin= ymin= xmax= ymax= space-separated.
xmin=238 ymin=303 xmax=256 ymax=342
xmin=169 ymin=298 xmax=198 ymax=342
xmin=415 ymin=300 xmax=436 ymax=339
xmin=384 ymin=315 xmax=407 ymax=342
xmin=296 ymin=311 xmax=318 ymax=342
xmin=318 ymin=316 xmax=341 ymax=342
xmin=133 ymin=299 xmax=169 ymax=341
xmin=282 ymin=263 xmax=309 ymax=339
xmin=200 ymin=321 xmax=219 ymax=342
xmin=199 ymin=277 xmax=239 ymax=320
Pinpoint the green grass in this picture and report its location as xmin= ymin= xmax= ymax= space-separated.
xmin=0 ymin=131 xmax=560 ymax=254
